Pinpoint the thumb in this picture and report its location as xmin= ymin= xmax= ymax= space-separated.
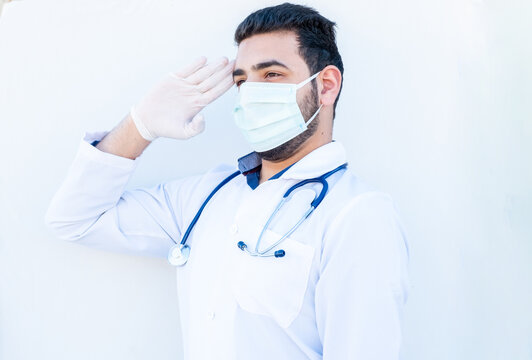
xmin=183 ymin=113 xmax=206 ymax=139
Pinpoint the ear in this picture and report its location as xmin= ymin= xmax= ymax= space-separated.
xmin=318 ymin=65 xmax=342 ymax=107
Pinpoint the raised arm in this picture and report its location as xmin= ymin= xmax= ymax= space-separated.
xmin=94 ymin=112 xmax=151 ymax=160
xmin=96 ymin=55 xmax=235 ymax=158
xmin=44 ymin=57 xmax=235 ymax=257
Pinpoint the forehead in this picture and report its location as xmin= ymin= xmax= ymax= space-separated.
xmin=235 ymin=31 xmax=308 ymax=72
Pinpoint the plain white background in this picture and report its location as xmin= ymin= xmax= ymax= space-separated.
xmin=0 ymin=0 xmax=531 ymax=359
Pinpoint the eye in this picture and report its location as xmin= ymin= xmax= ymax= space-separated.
xmin=266 ymin=72 xmax=281 ymax=79
xmin=236 ymin=79 xmax=245 ymax=87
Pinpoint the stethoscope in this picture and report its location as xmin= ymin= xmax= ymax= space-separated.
xmin=167 ymin=163 xmax=348 ymax=266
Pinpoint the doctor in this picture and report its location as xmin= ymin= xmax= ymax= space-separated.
xmin=45 ymin=3 xmax=409 ymax=359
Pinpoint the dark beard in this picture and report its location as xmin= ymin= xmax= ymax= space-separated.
xmin=257 ymin=81 xmax=320 ymax=162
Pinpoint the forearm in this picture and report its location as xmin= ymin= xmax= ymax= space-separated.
xmin=96 ymin=113 xmax=151 ymax=160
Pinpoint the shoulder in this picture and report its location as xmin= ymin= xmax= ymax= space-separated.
xmin=160 ymin=162 xmax=238 ymax=207
xmin=335 ymin=191 xmax=398 ymax=224
xmin=329 ymin=169 xmax=401 ymax=227
xmin=326 ymin=189 xmax=405 ymax=242
xmin=320 ymin=187 xmax=410 ymax=294
xmin=322 ymin=171 xmax=410 ymax=266
xmin=164 ymin=162 xmax=237 ymax=190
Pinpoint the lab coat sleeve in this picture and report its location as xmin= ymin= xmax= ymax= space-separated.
xmin=315 ymin=192 xmax=410 ymax=359
xmin=44 ymin=131 xmax=194 ymax=258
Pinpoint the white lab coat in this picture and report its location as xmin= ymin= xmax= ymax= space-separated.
xmin=45 ymin=131 xmax=410 ymax=360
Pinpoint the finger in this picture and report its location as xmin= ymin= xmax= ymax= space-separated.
xmin=171 ymin=56 xmax=207 ymax=79
xmin=183 ymin=113 xmax=205 ymax=138
xmin=197 ymin=59 xmax=235 ymax=93
xmin=185 ymin=56 xmax=228 ymax=85
xmin=201 ymin=73 xmax=234 ymax=104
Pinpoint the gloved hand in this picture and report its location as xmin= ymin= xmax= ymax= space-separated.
xmin=130 ymin=56 xmax=235 ymax=141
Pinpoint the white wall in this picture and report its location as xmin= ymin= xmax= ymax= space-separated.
xmin=1 ymin=0 xmax=530 ymax=359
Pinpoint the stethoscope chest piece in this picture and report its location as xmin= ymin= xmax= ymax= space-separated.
xmin=168 ymin=244 xmax=190 ymax=266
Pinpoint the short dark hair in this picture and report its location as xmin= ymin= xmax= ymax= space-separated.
xmin=234 ymin=3 xmax=344 ymax=118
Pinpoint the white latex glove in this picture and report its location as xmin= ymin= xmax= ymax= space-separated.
xmin=130 ymin=56 xmax=235 ymax=141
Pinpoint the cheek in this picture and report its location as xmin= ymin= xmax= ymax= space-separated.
xmin=297 ymin=85 xmax=319 ymax=106
xmin=296 ymin=86 xmax=311 ymax=105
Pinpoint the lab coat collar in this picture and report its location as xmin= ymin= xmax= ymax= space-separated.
xmin=236 ymin=140 xmax=347 ymax=181
xmin=279 ymin=140 xmax=347 ymax=180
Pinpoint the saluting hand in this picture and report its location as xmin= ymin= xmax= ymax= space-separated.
xmin=130 ymin=56 xmax=235 ymax=141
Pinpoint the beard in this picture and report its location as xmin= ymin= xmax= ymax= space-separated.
xmin=256 ymin=81 xmax=320 ymax=162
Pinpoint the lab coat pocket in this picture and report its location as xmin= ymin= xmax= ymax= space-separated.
xmin=231 ymin=229 xmax=315 ymax=328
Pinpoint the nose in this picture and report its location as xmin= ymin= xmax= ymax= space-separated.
xmin=245 ymin=74 xmax=265 ymax=83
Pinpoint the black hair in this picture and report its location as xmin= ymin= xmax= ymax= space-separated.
xmin=234 ymin=3 xmax=344 ymax=118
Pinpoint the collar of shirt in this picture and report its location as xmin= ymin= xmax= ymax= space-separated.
xmin=237 ymin=141 xmax=347 ymax=190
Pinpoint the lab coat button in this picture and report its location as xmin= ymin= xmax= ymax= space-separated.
xmin=207 ymin=311 xmax=215 ymax=320
xmin=229 ymin=224 xmax=238 ymax=235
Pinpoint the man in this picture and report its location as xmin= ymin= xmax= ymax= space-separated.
xmin=45 ymin=3 xmax=409 ymax=359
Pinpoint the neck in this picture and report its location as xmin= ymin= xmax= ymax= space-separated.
xmin=259 ymin=129 xmax=332 ymax=184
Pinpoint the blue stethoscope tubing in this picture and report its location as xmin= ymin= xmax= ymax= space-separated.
xmin=237 ymin=162 xmax=348 ymax=258
xmin=167 ymin=162 xmax=348 ymax=266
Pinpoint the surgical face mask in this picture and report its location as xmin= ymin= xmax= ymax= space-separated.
xmin=233 ymin=71 xmax=322 ymax=152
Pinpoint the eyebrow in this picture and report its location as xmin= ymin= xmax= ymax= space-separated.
xmin=232 ymin=60 xmax=290 ymax=77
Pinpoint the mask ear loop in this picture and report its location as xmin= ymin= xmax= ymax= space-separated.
xmin=305 ymin=104 xmax=323 ymax=126
xmin=298 ymin=71 xmax=322 ymax=126
xmin=295 ymin=71 xmax=322 ymax=126
xmin=296 ymin=71 xmax=321 ymax=89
